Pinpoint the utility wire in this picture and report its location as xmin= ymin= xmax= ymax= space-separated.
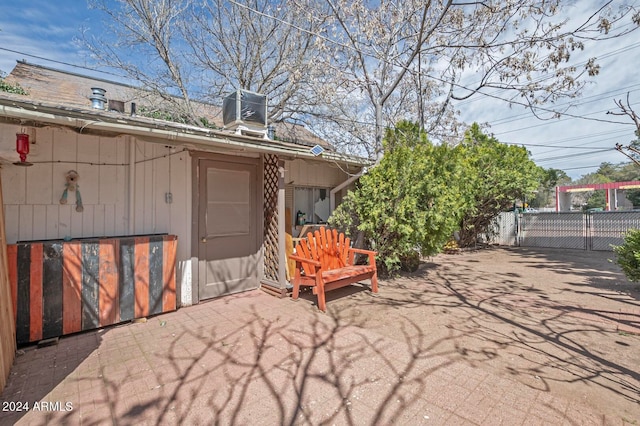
xmin=455 ymin=40 xmax=640 ymax=108
xmin=562 ymin=164 xmax=607 ymax=171
xmin=2 ymin=3 xmax=637 ymax=165
xmin=506 ymin=142 xmax=612 ymax=150
xmin=535 ymin=148 xmax=615 ymax=163
xmin=493 ymin=103 xmax=637 ymax=136
xmin=489 ymin=85 xmax=640 ymax=127
xmin=0 ymin=47 xmax=125 ymax=79
xmin=533 ymin=134 xmax=634 ymax=156
xmin=499 ymin=131 xmax=620 ymax=150
xmin=502 ymin=128 xmax=632 ymax=147
xmin=227 ymin=0 xmax=635 ymax=127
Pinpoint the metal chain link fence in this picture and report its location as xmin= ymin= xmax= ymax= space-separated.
xmin=489 ymin=211 xmax=640 ymax=251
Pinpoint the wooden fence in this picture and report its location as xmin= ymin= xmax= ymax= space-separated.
xmin=0 ymin=173 xmax=16 ymax=393
xmin=7 ymin=235 xmax=177 ymax=345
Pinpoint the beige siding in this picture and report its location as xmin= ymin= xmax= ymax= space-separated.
xmin=129 ymin=140 xmax=191 ymax=261
xmin=0 ymin=125 xmax=191 ymax=268
xmin=284 ymin=158 xmax=359 ymax=188
xmin=283 ymin=158 xmax=360 ymax=212
xmin=1 ymin=124 xmax=192 ymax=304
xmin=285 ymin=184 xmax=294 ymax=215
xmin=0 ymin=172 xmax=16 ymax=393
xmin=1 ymin=126 xmax=190 ymax=246
xmin=1 ymin=126 xmax=129 ymax=242
xmin=168 ymin=150 xmax=192 ymax=263
xmin=283 ymin=158 xmax=361 ymax=236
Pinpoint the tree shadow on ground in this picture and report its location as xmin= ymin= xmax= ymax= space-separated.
xmin=507 ymin=247 xmax=640 ymax=304
xmin=0 ymin=326 xmax=103 ymax=425
xmin=1 ymin=290 xmax=469 ymax=425
xmin=331 ymin=246 xmax=639 ymax=422
xmin=2 ymin=246 xmax=638 ymax=424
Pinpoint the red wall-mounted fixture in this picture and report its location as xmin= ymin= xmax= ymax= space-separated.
xmin=14 ymin=133 xmax=33 ymax=166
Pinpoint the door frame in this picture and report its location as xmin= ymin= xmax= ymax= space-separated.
xmin=190 ymin=151 xmax=264 ymax=304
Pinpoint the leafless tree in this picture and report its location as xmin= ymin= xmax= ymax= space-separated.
xmin=609 ymin=93 xmax=640 ymax=134
xmin=84 ymin=0 xmax=639 ymax=156
xmin=85 ymin=0 xmax=200 ymax=123
xmin=609 ymin=93 xmax=640 ymax=165
xmin=312 ymin=0 xmax=640 ymax=157
xmin=85 ymin=0 xmax=326 ymax=125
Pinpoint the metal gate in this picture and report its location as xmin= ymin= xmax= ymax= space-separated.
xmin=589 ymin=211 xmax=640 ymax=250
xmin=487 ymin=212 xmax=518 ymax=246
xmin=520 ymin=212 xmax=586 ymax=250
xmin=490 ymin=211 xmax=640 ymax=251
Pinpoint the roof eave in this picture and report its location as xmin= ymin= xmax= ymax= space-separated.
xmin=0 ymin=96 xmax=372 ymax=167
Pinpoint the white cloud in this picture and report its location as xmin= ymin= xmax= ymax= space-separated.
xmin=1 ymin=0 xmax=638 ymax=181
xmin=0 ymin=0 xmax=99 ymax=74
xmin=456 ymin=3 xmax=640 ymax=180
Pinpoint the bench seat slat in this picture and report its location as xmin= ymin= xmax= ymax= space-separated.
xmin=321 ymin=265 xmax=375 ymax=283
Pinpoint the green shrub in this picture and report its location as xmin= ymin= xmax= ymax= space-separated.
xmin=328 ymin=121 xmax=467 ymax=276
xmin=0 ymin=76 xmax=28 ymax=95
xmin=613 ymin=229 xmax=640 ymax=281
xmin=399 ymin=250 xmax=421 ymax=272
xmin=327 ymin=192 xmax=360 ymax=238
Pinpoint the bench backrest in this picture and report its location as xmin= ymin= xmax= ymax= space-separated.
xmin=294 ymin=227 xmax=351 ymax=275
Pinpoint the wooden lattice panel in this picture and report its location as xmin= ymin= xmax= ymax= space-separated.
xmin=263 ymin=154 xmax=280 ymax=282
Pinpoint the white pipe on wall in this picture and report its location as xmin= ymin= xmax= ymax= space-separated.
xmin=329 ymin=170 xmax=365 ymax=213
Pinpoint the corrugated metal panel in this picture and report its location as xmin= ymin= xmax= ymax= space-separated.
xmin=519 ymin=212 xmax=586 ymax=250
xmin=493 ymin=210 xmax=640 ymax=252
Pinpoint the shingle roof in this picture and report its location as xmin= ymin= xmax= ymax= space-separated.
xmin=1 ymin=62 xmax=370 ymax=167
xmin=6 ymin=61 xmax=137 ymax=109
xmin=4 ymin=61 xmax=334 ymax=150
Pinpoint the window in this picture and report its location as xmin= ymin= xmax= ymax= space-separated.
xmin=207 ymin=168 xmax=250 ymax=237
xmin=293 ymin=187 xmax=330 ymax=226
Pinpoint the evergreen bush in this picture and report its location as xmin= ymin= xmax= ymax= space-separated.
xmin=613 ymin=229 xmax=640 ymax=281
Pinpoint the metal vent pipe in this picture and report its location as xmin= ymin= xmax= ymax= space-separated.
xmin=89 ymin=87 xmax=107 ymax=109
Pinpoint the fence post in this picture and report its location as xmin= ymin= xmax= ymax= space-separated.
xmin=585 ymin=212 xmax=591 ymax=251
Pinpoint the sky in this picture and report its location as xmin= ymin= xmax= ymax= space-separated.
xmin=0 ymin=0 xmax=638 ymax=181
xmin=455 ymin=1 xmax=640 ymax=180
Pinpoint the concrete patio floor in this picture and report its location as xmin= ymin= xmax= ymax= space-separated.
xmin=1 ymin=247 xmax=639 ymax=425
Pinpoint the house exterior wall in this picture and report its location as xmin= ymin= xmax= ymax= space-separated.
xmin=285 ymin=158 xmax=352 ymax=187
xmin=1 ymin=125 xmax=129 ymax=242
xmin=0 ymin=124 xmax=194 ymax=307
xmin=130 ymin=139 xmax=192 ymax=306
xmin=0 ymin=123 xmax=364 ymax=312
xmin=283 ymin=158 xmax=359 ymax=231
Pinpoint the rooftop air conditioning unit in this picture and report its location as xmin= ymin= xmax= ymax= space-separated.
xmin=223 ymin=89 xmax=268 ymax=137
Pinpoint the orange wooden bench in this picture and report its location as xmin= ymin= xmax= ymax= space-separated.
xmin=288 ymin=227 xmax=378 ymax=312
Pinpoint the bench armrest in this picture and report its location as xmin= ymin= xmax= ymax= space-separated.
xmin=288 ymin=254 xmax=321 ymax=268
xmin=348 ymin=248 xmax=377 ymax=256
xmin=348 ymin=247 xmax=377 ymax=267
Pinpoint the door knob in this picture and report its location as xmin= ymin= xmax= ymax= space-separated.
xmin=200 ymin=237 xmax=207 ymax=243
